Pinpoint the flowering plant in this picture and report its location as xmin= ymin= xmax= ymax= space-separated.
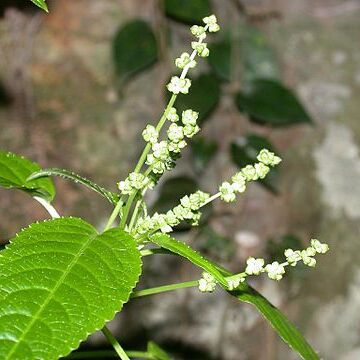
xmin=0 ymin=4 xmax=328 ymax=360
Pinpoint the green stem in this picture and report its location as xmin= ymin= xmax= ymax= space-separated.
xmin=104 ymin=199 xmax=123 ymax=231
xmin=131 ymin=280 xmax=198 ymax=299
xmin=119 ymin=191 xmax=137 ymax=229
xmin=101 ymin=326 xmax=130 ymax=360
xmin=128 ymin=199 xmax=142 ymax=231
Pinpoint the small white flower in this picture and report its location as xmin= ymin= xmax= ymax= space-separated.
xmin=219 ymin=181 xmax=236 ymax=202
xmin=227 ymin=275 xmax=245 ymax=290
xmin=311 ymin=239 xmax=329 ymax=254
xmin=241 ymin=164 xmax=258 ymax=181
xmin=152 ymin=141 xmax=169 ymax=160
xmin=265 ymin=261 xmax=285 ymax=281
xmin=142 ymin=125 xmax=158 ymax=144
xmin=167 ymin=107 xmax=179 ymax=122
xmin=128 ymin=172 xmax=147 ymax=190
xmin=191 ymin=42 xmax=210 ymax=57
xmin=168 ymin=140 xmax=187 ymax=153
xmin=254 ymin=162 xmax=270 ymax=179
xmin=257 ymin=149 xmax=282 ymax=167
xmin=118 ymin=178 xmax=132 ymax=194
xmin=175 ymin=52 xmax=197 ymax=69
xmin=183 ymin=124 xmax=200 ymax=138
xmin=182 ymin=109 xmax=199 ymax=126
xmin=245 ymin=257 xmax=265 ymax=275
xmin=284 ymin=249 xmax=301 ymax=266
xmin=167 ymin=76 xmax=191 ymax=94
xmin=203 ymin=15 xmax=220 ymax=32
xmin=167 ymin=123 xmax=184 ymax=143
xmin=300 ymin=250 xmax=316 ymax=267
xmin=231 ymin=173 xmax=246 ymax=193
xmin=198 ymin=272 xmax=217 ymax=293
xmin=190 ymin=25 xmax=206 ymax=38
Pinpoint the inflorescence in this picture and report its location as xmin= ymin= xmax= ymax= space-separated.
xmin=115 ymin=14 xmax=329 ymax=294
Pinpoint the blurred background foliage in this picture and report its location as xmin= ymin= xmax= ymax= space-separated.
xmin=1 ymin=0 xmax=360 ymax=359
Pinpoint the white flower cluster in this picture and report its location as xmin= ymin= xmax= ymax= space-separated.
xmin=167 ymin=76 xmax=191 ymax=95
xmin=175 ymin=52 xmax=197 ymax=70
xmin=144 ymin=109 xmax=200 ymax=174
xmin=197 ymin=238 xmax=329 ymax=293
xmin=136 ymin=190 xmax=210 ymax=235
xmin=118 ymin=172 xmax=151 ymax=195
xmin=219 ymin=149 xmax=281 ymax=203
xmin=242 ymin=239 xmax=329 ymax=283
xmin=198 ymin=272 xmax=217 ymax=293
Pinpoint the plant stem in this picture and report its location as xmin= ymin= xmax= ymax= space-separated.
xmin=128 ymin=199 xmax=142 ymax=231
xmin=131 ymin=280 xmax=198 ymax=298
xmin=104 ymin=199 xmax=123 ymax=231
xmin=101 ymin=326 xmax=130 ymax=360
xmin=34 ymin=196 xmax=60 ymax=218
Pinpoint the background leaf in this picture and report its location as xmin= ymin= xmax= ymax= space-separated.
xmin=0 ymin=218 xmax=141 ymax=359
xmin=113 ymin=20 xmax=157 ymax=83
xmin=170 ymin=73 xmax=220 ymax=125
xmin=230 ymin=134 xmax=279 ymax=193
xmin=208 ymin=39 xmax=231 ymax=82
xmin=147 ymin=341 xmax=170 ymax=360
xmin=191 ymin=137 xmax=218 ymax=173
xmin=30 ymin=0 xmax=48 ymax=12
xmin=0 ymin=151 xmax=55 ymax=201
xmin=28 ymin=168 xmax=119 ymax=205
xmin=164 ymin=0 xmax=211 ymax=24
xmin=235 ymin=79 xmax=313 ymax=126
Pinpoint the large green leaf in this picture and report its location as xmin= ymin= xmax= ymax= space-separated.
xmin=170 ymin=73 xmax=220 ymax=125
xmin=28 ymin=168 xmax=119 ymax=205
xmin=0 ymin=218 xmax=142 ymax=359
xmin=149 ymin=234 xmax=319 ymax=360
xmin=113 ymin=20 xmax=157 ymax=83
xmin=235 ymin=79 xmax=313 ymax=126
xmin=30 ymin=0 xmax=48 ymax=12
xmin=0 ymin=151 xmax=55 ymax=201
xmin=150 ymin=233 xmax=228 ymax=288
xmin=164 ymin=0 xmax=211 ymax=24
xmin=230 ymin=134 xmax=279 ymax=193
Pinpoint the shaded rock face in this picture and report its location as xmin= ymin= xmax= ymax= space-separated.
xmin=0 ymin=0 xmax=360 ymax=359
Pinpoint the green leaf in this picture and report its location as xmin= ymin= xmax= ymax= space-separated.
xmin=0 ymin=217 xmax=142 ymax=359
xmin=191 ymin=137 xmax=218 ymax=173
xmin=0 ymin=151 xmax=55 ymax=201
xmin=230 ymin=285 xmax=319 ymax=360
xmin=149 ymin=234 xmax=319 ymax=360
xmin=113 ymin=20 xmax=157 ymax=83
xmin=150 ymin=233 xmax=228 ymax=288
xmin=164 ymin=0 xmax=211 ymax=24
xmin=30 ymin=0 xmax=48 ymax=12
xmin=28 ymin=168 xmax=119 ymax=205
xmin=147 ymin=341 xmax=171 ymax=360
xmin=235 ymin=79 xmax=313 ymax=126
xmin=208 ymin=39 xmax=231 ymax=82
xmin=230 ymin=134 xmax=279 ymax=193
xmin=170 ymin=73 xmax=220 ymax=125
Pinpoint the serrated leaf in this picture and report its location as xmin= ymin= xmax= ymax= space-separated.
xmin=30 ymin=0 xmax=48 ymax=12
xmin=0 ymin=218 xmax=142 ymax=359
xmin=164 ymin=0 xmax=211 ymax=24
xmin=149 ymin=234 xmax=319 ymax=360
xmin=191 ymin=137 xmax=218 ymax=173
xmin=150 ymin=233 xmax=228 ymax=288
xmin=235 ymin=79 xmax=313 ymax=126
xmin=147 ymin=341 xmax=171 ymax=360
xmin=230 ymin=285 xmax=319 ymax=360
xmin=230 ymin=134 xmax=279 ymax=193
xmin=169 ymin=73 xmax=220 ymax=125
xmin=28 ymin=168 xmax=119 ymax=205
xmin=0 ymin=151 xmax=55 ymax=201
xmin=113 ymin=20 xmax=157 ymax=83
